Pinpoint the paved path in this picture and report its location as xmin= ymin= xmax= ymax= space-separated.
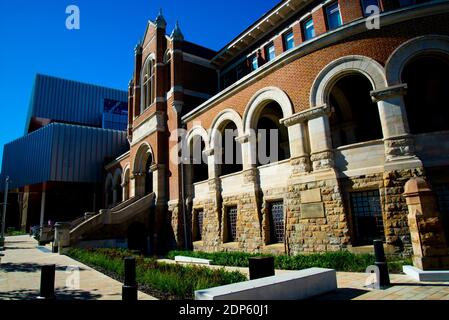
xmin=0 ymin=236 xmax=156 ymax=300
xmin=160 ymin=259 xmax=449 ymax=300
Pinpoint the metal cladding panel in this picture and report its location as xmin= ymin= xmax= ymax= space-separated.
xmin=0 ymin=123 xmax=129 ymax=190
xmin=27 ymin=74 xmax=128 ymax=130
xmin=0 ymin=125 xmax=53 ymax=190
xmin=50 ymin=123 xmax=129 ymax=183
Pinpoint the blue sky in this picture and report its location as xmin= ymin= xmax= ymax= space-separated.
xmin=0 ymin=0 xmax=279 ymax=167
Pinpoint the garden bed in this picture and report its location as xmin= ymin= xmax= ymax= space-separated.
xmin=66 ymin=248 xmax=246 ymax=300
xmin=167 ymin=250 xmax=412 ymax=274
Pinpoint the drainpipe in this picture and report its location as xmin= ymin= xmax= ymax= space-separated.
xmin=0 ymin=176 xmax=10 ymax=247
xmin=180 ymin=121 xmax=189 ymax=250
xmin=180 ymin=160 xmax=188 ymax=250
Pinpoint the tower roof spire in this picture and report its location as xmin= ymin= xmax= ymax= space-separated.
xmin=171 ymin=20 xmax=184 ymax=41
xmin=155 ymin=8 xmax=167 ymax=29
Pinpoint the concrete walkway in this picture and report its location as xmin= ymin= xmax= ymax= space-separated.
xmin=161 ymin=259 xmax=449 ymax=300
xmin=0 ymin=235 xmax=156 ymax=300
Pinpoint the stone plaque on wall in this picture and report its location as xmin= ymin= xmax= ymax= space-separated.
xmin=300 ymin=189 xmax=322 ymax=203
xmin=301 ymin=203 xmax=325 ymax=219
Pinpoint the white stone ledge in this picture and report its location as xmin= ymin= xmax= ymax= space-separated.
xmin=195 ymin=267 xmax=337 ymax=300
xmin=403 ymin=265 xmax=449 ymax=282
xmin=175 ymin=256 xmax=212 ymax=265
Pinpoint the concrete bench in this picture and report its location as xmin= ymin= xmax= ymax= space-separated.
xmin=195 ymin=267 xmax=337 ymax=300
xmin=175 ymin=256 xmax=212 ymax=265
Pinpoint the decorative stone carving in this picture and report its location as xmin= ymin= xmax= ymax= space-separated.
xmin=371 ymin=84 xmax=408 ymax=102
xmin=290 ymin=156 xmax=311 ymax=175
xmin=384 ymin=136 xmax=416 ymax=161
xmin=281 ymin=104 xmax=331 ymax=127
xmin=310 ymin=150 xmax=334 ymax=171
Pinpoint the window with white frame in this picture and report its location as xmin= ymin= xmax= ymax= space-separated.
xmin=142 ymin=58 xmax=155 ymax=112
xmin=265 ymin=43 xmax=276 ymax=62
xmin=283 ymin=30 xmax=295 ymax=51
xmin=302 ymin=18 xmax=315 ymax=41
xmin=325 ymin=2 xmax=342 ymax=30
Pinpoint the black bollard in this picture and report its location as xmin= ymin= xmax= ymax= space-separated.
xmin=248 ymin=256 xmax=275 ymax=280
xmin=38 ymin=264 xmax=55 ymax=299
xmin=122 ymin=257 xmax=137 ymax=301
xmin=373 ymin=240 xmax=390 ymax=288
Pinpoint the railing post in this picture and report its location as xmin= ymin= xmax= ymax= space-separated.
xmin=373 ymin=240 xmax=390 ymax=288
xmin=38 ymin=264 xmax=55 ymax=299
xmin=122 ymin=257 xmax=138 ymax=301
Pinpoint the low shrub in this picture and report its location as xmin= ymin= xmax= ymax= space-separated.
xmin=66 ymin=248 xmax=246 ymax=300
xmin=167 ymin=250 xmax=410 ymax=274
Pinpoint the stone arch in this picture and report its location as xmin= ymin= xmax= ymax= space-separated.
xmin=209 ymin=109 xmax=244 ymax=148
xmin=310 ymin=55 xmax=387 ymax=107
xmin=243 ymin=87 xmax=294 ymax=133
xmin=210 ymin=109 xmax=244 ymax=176
xmin=385 ymin=35 xmax=449 ymax=86
xmin=242 ymin=87 xmax=295 ymax=166
xmin=122 ymin=164 xmax=131 ymax=201
xmin=133 ymin=142 xmax=154 ymax=174
xmin=134 ymin=142 xmax=155 ymax=196
xmin=186 ymin=125 xmax=210 ymax=150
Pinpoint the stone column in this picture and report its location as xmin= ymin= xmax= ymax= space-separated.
xmin=307 ymin=105 xmax=334 ymax=171
xmin=403 ymin=178 xmax=449 ymax=270
xmin=151 ymin=164 xmax=166 ymax=205
xmin=281 ymin=115 xmax=311 ymax=174
xmin=54 ymin=222 xmax=71 ymax=254
xmin=129 ymin=174 xmax=136 ymax=198
xmin=39 ymin=190 xmax=46 ymax=228
xmin=204 ymin=147 xmax=222 ymax=249
xmin=236 ymin=134 xmax=256 ymax=170
xmin=371 ymin=84 xmax=417 ymax=163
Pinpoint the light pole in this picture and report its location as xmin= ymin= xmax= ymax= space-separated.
xmin=0 ymin=176 xmax=10 ymax=247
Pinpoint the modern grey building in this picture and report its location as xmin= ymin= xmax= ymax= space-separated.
xmin=0 ymin=74 xmax=129 ymax=231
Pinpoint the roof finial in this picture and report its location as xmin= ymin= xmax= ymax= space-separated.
xmin=171 ymin=20 xmax=184 ymax=41
xmin=155 ymin=8 xmax=167 ymax=29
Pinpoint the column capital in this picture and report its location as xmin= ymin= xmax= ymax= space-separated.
xmin=203 ymin=147 xmax=214 ymax=157
xmin=280 ymin=104 xmax=331 ymax=127
xmin=371 ymin=84 xmax=408 ymax=102
xmin=172 ymin=101 xmax=184 ymax=114
xmin=235 ymin=134 xmax=250 ymax=144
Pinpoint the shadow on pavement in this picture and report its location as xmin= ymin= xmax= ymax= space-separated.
xmin=311 ymin=288 xmax=370 ymax=300
xmin=0 ymin=263 xmax=86 ymax=273
xmin=0 ymin=287 xmax=103 ymax=300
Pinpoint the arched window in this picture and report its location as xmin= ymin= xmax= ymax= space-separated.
xmin=402 ymin=54 xmax=449 ymax=134
xmin=142 ymin=58 xmax=155 ymax=112
xmin=256 ymin=101 xmax=290 ymax=166
xmin=328 ymin=73 xmax=383 ymax=148
xmin=164 ymin=50 xmax=172 ymax=91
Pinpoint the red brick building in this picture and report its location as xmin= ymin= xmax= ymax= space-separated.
xmin=77 ymin=0 xmax=449 ymax=257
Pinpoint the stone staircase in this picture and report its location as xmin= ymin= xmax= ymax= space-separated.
xmin=69 ymin=193 xmax=155 ymax=245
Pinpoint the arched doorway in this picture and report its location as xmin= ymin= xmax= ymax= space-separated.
xmin=127 ymin=222 xmax=148 ymax=255
xmin=402 ymin=54 xmax=449 ymax=134
xmin=255 ymin=101 xmax=290 ymax=166
xmin=328 ymin=73 xmax=383 ymax=148
xmin=134 ymin=143 xmax=154 ymax=197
